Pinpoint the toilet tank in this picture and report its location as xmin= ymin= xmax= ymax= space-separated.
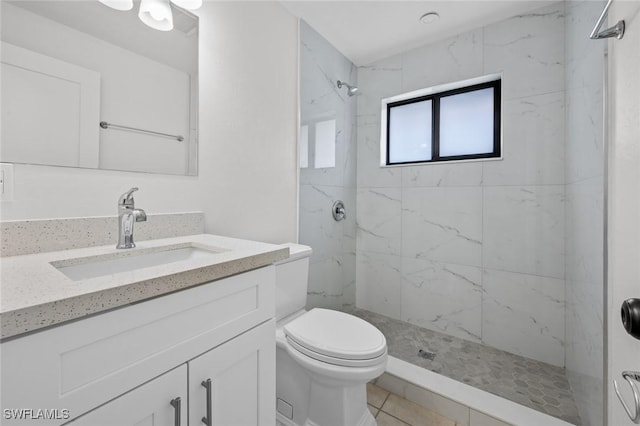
xmin=274 ymin=243 xmax=312 ymax=321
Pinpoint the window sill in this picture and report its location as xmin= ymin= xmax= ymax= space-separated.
xmin=379 ymin=156 xmax=503 ymax=168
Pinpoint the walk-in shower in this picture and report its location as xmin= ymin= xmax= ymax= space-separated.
xmin=299 ymin=1 xmax=607 ymax=424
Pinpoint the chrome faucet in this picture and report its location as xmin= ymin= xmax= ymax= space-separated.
xmin=117 ymin=187 xmax=147 ymax=249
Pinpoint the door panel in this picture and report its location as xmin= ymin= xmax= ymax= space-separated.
xmin=607 ymin=2 xmax=640 ymax=425
xmin=188 ymin=320 xmax=275 ymax=426
xmin=0 ymin=42 xmax=100 ymax=168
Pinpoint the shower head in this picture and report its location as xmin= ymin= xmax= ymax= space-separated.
xmin=337 ymin=80 xmax=359 ymax=96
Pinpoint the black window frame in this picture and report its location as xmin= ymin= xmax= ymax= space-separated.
xmin=385 ymin=79 xmax=501 ymax=166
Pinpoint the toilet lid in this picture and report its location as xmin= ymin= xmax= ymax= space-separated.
xmin=284 ymin=309 xmax=387 ymax=362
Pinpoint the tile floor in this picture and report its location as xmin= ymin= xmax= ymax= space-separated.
xmin=367 ymin=383 xmax=456 ymax=426
xmin=350 ymin=308 xmax=581 ymax=425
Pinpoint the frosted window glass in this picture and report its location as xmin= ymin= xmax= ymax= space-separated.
xmin=440 ymin=88 xmax=494 ymax=157
xmin=314 ymin=119 xmax=336 ymax=168
xmin=300 ymin=125 xmax=309 ymax=168
xmin=388 ymin=100 xmax=432 ymax=163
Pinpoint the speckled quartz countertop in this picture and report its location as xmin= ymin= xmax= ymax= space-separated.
xmin=1 ymin=234 xmax=289 ymax=340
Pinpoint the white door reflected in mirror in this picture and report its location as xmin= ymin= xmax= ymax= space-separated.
xmin=0 ymin=0 xmax=198 ymax=176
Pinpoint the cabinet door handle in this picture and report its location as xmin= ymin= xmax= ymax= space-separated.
xmin=170 ymin=397 xmax=182 ymax=426
xmin=201 ymin=379 xmax=212 ymax=426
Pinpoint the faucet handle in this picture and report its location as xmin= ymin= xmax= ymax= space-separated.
xmin=118 ymin=187 xmax=139 ymax=207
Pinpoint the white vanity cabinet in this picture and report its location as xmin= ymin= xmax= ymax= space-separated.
xmin=1 ymin=266 xmax=276 ymax=426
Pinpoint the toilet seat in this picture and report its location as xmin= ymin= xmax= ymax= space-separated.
xmin=283 ymin=308 xmax=387 ymax=368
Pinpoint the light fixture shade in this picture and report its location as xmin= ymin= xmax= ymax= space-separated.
xmin=139 ymin=0 xmax=174 ymax=31
xmin=170 ymin=0 xmax=202 ymax=10
xmin=98 ymin=0 xmax=133 ymax=11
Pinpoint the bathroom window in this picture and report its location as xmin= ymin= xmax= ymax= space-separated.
xmin=381 ymin=76 xmax=501 ymax=165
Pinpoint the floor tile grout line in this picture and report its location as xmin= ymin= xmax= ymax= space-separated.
xmin=378 ymin=408 xmax=413 ymax=426
xmin=370 ymin=385 xmax=458 ymax=425
xmin=380 ymin=389 xmax=391 ymax=410
xmin=368 ymin=383 xmax=391 ymax=410
xmin=371 ymin=407 xmax=380 ymax=418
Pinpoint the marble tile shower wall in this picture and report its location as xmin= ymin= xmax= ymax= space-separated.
xmin=564 ymin=1 xmax=604 ymax=425
xmin=299 ymin=22 xmax=358 ymax=310
xmin=355 ymin=3 xmax=567 ymax=367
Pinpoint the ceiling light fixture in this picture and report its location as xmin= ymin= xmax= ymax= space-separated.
xmin=139 ymin=0 xmax=174 ymax=31
xmin=419 ymin=12 xmax=440 ymax=24
xmin=98 ymin=0 xmax=201 ymax=32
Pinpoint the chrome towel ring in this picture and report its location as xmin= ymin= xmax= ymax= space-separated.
xmin=614 ymin=371 xmax=640 ymax=423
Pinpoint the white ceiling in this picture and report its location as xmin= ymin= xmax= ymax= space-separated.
xmin=280 ymin=0 xmax=555 ymax=66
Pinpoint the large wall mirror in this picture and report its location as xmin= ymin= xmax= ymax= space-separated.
xmin=1 ymin=0 xmax=198 ymax=176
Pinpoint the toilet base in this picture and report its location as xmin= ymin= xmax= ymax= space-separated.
xmin=276 ymin=408 xmax=375 ymax=426
xmin=276 ymin=343 xmax=382 ymax=426
xmin=276 ymin=377 xmax=376 ymax=426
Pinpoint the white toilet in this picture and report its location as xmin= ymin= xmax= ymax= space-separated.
xmin=274 ymin=243 xmax=388 ymax=426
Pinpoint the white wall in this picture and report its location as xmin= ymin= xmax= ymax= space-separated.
xmin=0 ymin=1 xmax=299 ymax=245
xmin=355 ymin=3 xmax=567 ymax=367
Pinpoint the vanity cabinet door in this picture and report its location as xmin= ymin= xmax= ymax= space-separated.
xmin=67 ymin=365 xmax=187 ymax=426
xmin=188 ymin=320 xmax=275 ymax=426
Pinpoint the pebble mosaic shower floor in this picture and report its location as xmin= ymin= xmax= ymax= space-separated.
xmin=347 ymin=308 xmax=581 ymax=425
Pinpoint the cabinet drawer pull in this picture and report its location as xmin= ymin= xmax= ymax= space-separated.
xmin=170 ymin=397 xmax=182 ymax=426
xmin=202 ymin=378 xmax=212 ymax=426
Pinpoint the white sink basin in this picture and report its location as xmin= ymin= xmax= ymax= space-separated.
xmin=52 ymin=244 xmax=228 ymax=281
